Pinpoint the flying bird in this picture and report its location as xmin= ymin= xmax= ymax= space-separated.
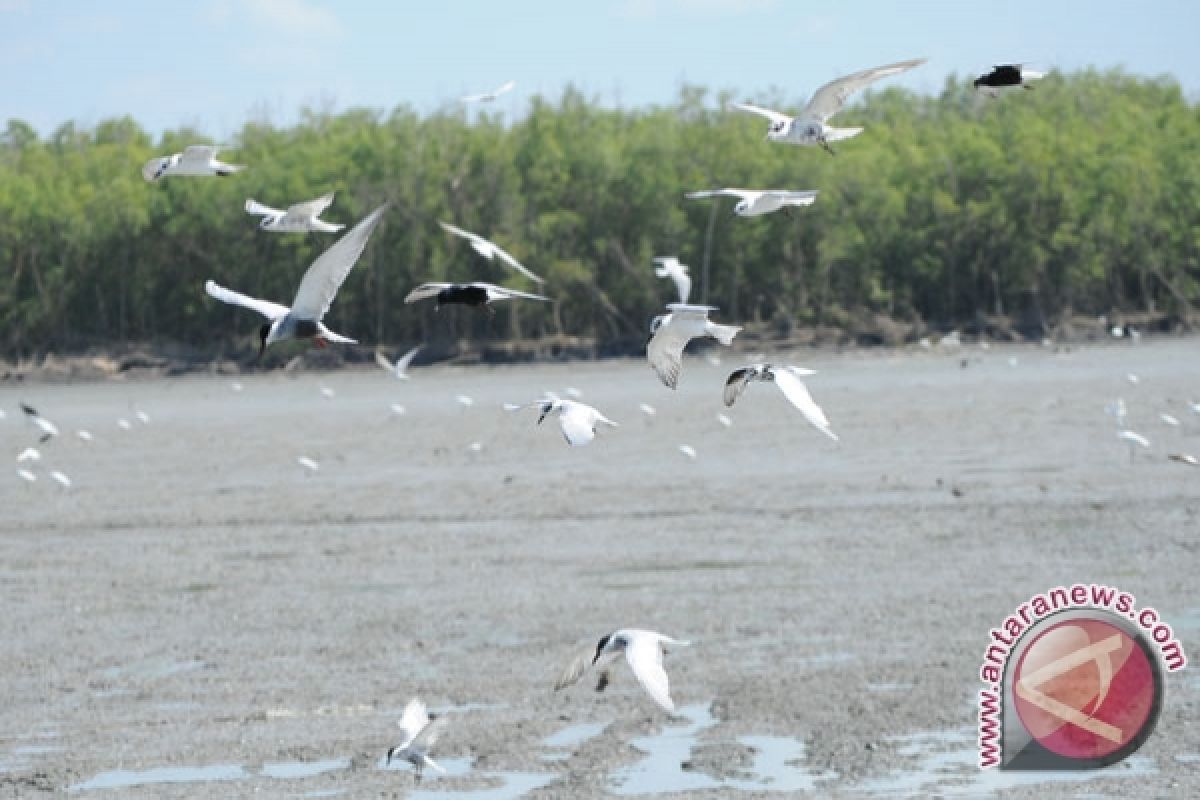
xmin=204 ymin=204 xmax=388 ymax=357
xmin=685 ymin=188 xmax=818 ymax=217
xmin=20 ymin=403 xmax=58 ymax=442
xmin=461 ymin=80 xmax=516 ymax=104
xmin=647 ymin=304 xmax=741 ymax=389
xmin=653 ymin=257 xmax=691 ymax=305
xmin=555 ymin=629 xmax=690 ymax=712
xmin=375 ymin=345 xmax=423 ymax=380
xmin=508 ymin=395 xmax=618 ymax=447
xmin=385 ymin=697 xmax=447 ymax=781
xmin=732 ymin=58 xmax=926 ymax=155
xmin=724 ymin=364 xmax=838 ymax=440
xmin=439 ymin=222 xmax=544 ymax=284
xmin=404 ymin=282 xmax=549 ymax=313
xmin=244 ymin=193 xmax=344 ymax=234
xmin=973 ymin=64 xmax=1045 ymax=93
xmin=142 ymin=145 xmax=245 ymax=182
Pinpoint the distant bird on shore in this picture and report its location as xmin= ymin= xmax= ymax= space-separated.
xmin=20 ymin=403 xmax=58 ymax=443
xmin=404 ymin=282 xmax=549 ymax=313
xmin=245 ymin=193 xmax=344 ymax=234
xmin=724 ymin=364 xmax=838 ymax=441
xmin=386 ymin=697 xmax=447 ymax=781
xmin=375 ymin=345 xmax=423 ymax=380
xmin=461 ymin=80 xmax=516 ymax=104
xmin=297 ymin=456 xmax=319 ymax=472
xmin=1168 ymin=453 xmax=1198 ymax=467
xmin=653 ymin=257 xmax=691 ymax=304
xmin=506 ymin=395 xmax=618 ymax=447
xmin=647 ymin=304 xmax=741 ymax=389
xmin=685 ymin=188 xmax=818 ymax=217
xmin=439 ymin=222 xmax=543 ymax=284
xmin=204 ymin=204 xmax=388 ymax=357
xmin=732 ymin=58 xmax=926 ymax=155
xmin=555 ymin=629 xmax=690 ymax=712
xmin=16 ymin=447 xmax=40 ymax=463
xmin=973 ymin=64 xmax=1045 ymax=93
xmin=142 ymin=145 xmax=244 ymax=182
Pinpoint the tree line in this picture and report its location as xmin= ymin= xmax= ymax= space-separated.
xmin=2 ymin=68 xmax=1198 ymax=362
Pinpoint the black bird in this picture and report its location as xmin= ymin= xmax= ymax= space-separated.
xmin=974 ymin=64 xmax=1045 ymax=93
xmin=403 ymin=282 xmax=549 ymax=313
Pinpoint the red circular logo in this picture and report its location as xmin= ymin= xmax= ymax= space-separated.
xmin=1012 ymin=617 xmax=1158 ymax=762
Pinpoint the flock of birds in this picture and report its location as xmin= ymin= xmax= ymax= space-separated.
xmin=15 ymin=61 xmax=1181 ymax=782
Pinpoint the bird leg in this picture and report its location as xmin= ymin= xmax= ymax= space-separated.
xmin=595 ymin=669 xmax=611 ymax=693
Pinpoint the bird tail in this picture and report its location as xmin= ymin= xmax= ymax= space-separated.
xmin=218 ymin=164 xmax=247 ymax=176
xmin=706 ymin=322 xmax=741 ymax=346
xmin=823 ymin=126 xmax=863 ymax=142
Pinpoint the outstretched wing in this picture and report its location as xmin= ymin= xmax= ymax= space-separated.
xmin=723 ymin=368 xmax=754 ymax=407
xmin=397 ymin=698 xmax=430 ymax=747
xmin=205 ymin=280 xmax=289 ymax=320
xmin=375 ymin=350 xmax=395 ymax=373
xmin=245 ymin=198 xmax=281 ymax=217
xmin=765 ymin=190 xmax=819 ymax=206
xmin=286 ymin=192 xmax=336 ymax=219
xmin=731 ymin=102 xmax=791 ymax=126
xmin=554 ymin=648 xmax=595 ymax=691
xmin=490 ymin=244 xmax=545 ymax=285
xmin=404 ymin=283 xmax=453 ymax=304
xmin=804 ymin=58 xmax=926 ymax=122
xmin=558 ymin=405 xmax=597 ymax=447
xmin=479 ymin=283 xmax=550 ymax=302
xmin=685 ymin=188 xmax=753 ymax=201
xmin=625 ymin=636 xmax=674 ymax=712
xmin=180 ymin=145 xmax=218 ymax=166
xmin=290 ymin=204 xmax=388 ymax=320
xmin=770 ymin=367 xmax=838 ymax=440
xmin=394 ymin=344 xmax=423 ymax=374
xmin=410 ymin=715 xmax=448 ymax=752
xmin=439 ymin=220 xmax=480 ymax=245
xmin=647 ymin=321 xmax=689 ymax=389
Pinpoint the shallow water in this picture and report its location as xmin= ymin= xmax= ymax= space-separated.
xmin=260 ymin=758 xmax=350 ymax=779
xmin=609 ymin=703 xmax=723 ymax=795
xmin=542 ymin=721 xmax=608 ymax=750
xmin=406 ymin=771 xmax=557 ymax=800
xmin=69 ymin=764 xmax=248 ymax=792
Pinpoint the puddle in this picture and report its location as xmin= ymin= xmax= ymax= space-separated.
xmin=12 ymin=745 xmax=63 ymax=756
xmin=406 ymin=771 xmax=556 ymax=800
xmin=260 ymin=758 xmax=350 ymax=779
xmin=865 ymin=682 xmax=912 ymax=693
xmin=854 ymin=729 xmax=1156 ymax=796
xmin=69 ymin=764 xmax=248 ymax=792
xmin=303 ymin=791 xmax=346 ymax=798
xmin=431 ymin=702 xmax=509 ymax=715
xmin=1175 ymin=753 xmax=1200 ymax=764
xmin=725 ymin=735 xmax=836 ymax=792
xmin=99 ymin=658 xmax=207 ymax=682
xmin=610 ymin=703 xmax=723 ymax=795
xmin=543 ymin=721 xmax=608 ymax=750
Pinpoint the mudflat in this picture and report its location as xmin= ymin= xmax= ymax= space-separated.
xmin=1 ymin=338 xmax=1197 ymax=798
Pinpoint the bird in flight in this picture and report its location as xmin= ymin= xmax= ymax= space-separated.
xmin=375 ymin=345 xmax=423 ymax=380
xmin=244 ymin=192 xmax=344 ymax=234
xmin=404 ymin=282 xmax=549 ymax=313
xmin=973 ymin=64 xmax=1045 ymax=94
xmin=732 ymin=58 xmax=926 ymax=155
xmin=653 ymin=257 xmax=691 ymax=305
xmin=506 ymin=395 xmax=618 ymax=447
xmin=686 ymin=188 xmax=818 ymax=218
xmin=724 ymin=364 xmax=838 ymax=441
xmin=647 ymin=305 xmax=741 ymax=389
xmin=204 ymin=204 xmax=388 ymax=357
xmin=142 ymin=145 xmax=245 ymax=181
xmin=385 ymin=697 xmax=447 ymax=781
xmin=554 ymin=629 xmax=690 ymax=712
xmin=439 ymin=222 xmax=544 ymax=284
xmin=461 ymin=80 xmax=516 ymax=104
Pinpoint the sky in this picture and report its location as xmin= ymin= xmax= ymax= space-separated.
xmin=2 ymin=0 xmax=1198 ymax=139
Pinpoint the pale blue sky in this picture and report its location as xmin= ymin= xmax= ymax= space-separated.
xmin=2 ymin=0 xmax=1197 ymax=139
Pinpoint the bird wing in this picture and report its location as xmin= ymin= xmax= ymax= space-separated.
xmin=290 ymin=204 xmax=388 ymax=320
xmin=804 ymin=58 xmax=926 ymax=122
xmin=205 ymin=280 xmax=289 ymax=320
xmin=245 ymin=198 xmax=281 ymax=217
xmin=180 ymin=145 xmax=218 ymax=166
xmin=490 ymin=243 xmax=545 ymax=284
xmin=723 ymin=367 xmax=755 ymax=407
xmin=479 ymin=284 xmax=550 ymax=302
xmin=647 ymin=320 xmax=690 ymax=389
xmin=770 ymin=367 xmax=838 ymax=440
xmin=374 ymin=350 xmax=395 ymax=373
xmin=287 ymin=192 xmax=336 ymax=219
xmin=685 ymin=188 xmax=753 ymax=201
xmin=672 ymin=271 xmax=692 ymax=305
xmin=397 ymin=698 xmax=430 ymax=746
xmin=765 ymin=190 xmax=819 ymax=206
xmin=558 ymin=404 xmax=597 ymax=446
xmin=439 ymin=220 xmax=481 ymax=246
xmin=394 ymin=344 xmax=423 ymax=374
xmin=404 ymin=283 xmax=453 ymax=303
xmin=492 ymin=79 xmax=516 ymax=96
xmin=410 ymin=715 xmax=448 ymax=752
xmin=731 ymin=102 xmax=791 ymax=125
xmin=554 ymin=648 xmax=595 ymax=691
xmin=625 ymin=634 xmax=674 ymax=712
